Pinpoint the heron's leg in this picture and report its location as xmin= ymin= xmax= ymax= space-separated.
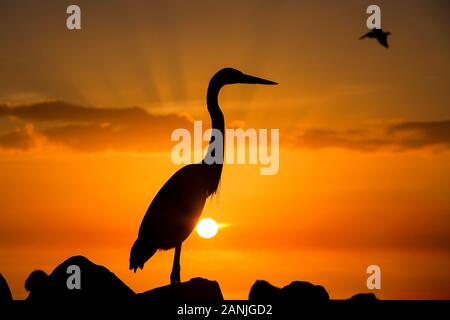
xmin=170 ymin=243 xmax=182 ymax=284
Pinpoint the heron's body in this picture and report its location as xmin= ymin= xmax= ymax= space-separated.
xmin=139 ymin=164 xmax=209 ymax=250
xmin=129 ymin=68 xmax=276 ymax=284
xmin=130 ymin=163 xmax=220 ymax=265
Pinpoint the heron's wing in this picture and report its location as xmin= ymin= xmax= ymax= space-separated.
xmin=137 ymin=164 xmax=207 ymax=241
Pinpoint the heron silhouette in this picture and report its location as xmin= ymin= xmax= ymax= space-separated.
xmin=129 ymin=68 xmax=277 ymax=284
xmin=359 ymin=28 xmax=391 ymax=48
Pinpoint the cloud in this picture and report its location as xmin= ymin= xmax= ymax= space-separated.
xmin=0 ymin=101 xmax=187 ymax=126
xmin=0 ymin=101 xmax=192 ymax=152
xmin=291 ymin=120 xmax=450 ymax=151
xmin=1 ymin=101 xmax=449 ymax=153
xmin=388 ymin=120 xmax=450 ymax=149
xmin=0 ymin=124 xmax=36 ymax=150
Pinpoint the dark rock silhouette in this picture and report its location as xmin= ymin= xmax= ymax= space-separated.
xmin=283 ymin=281 xmax=329 ymax=302
xmin=249 ymin=280 xmax=331 ymax=317
xmin=25 ymin=256 xmax=134 ymax=302
xmin=0 ymin=273 xmax=13 ymax=303
xmin=249 ymin=280 xmax=329 ymax=303
xmin=135 ymin=277 xmax=223 ymax=303
xmin=248 ymin=279 xmax=379 ymax=318
xmin=348 ymin=293 xmax=378 ymax=302
xmin=248 ymin=280 xmax=280 ymax=301
xmin=25 ymin=270 xmax=50 ymax=302
xmin=23 ymin=255 xmax=223 ymax=304
xmin=18 ymin=255 xmax=378 ymax=307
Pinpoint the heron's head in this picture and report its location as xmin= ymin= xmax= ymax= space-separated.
xmin=211 ymin=68 xmax=277 ymax=87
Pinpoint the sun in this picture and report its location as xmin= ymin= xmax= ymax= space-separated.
xmin=196 ymin=218 xmax=219 ymax=239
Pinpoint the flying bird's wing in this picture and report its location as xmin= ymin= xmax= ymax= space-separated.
xmin=377 ymin=34 xmax=389 ymax=48
xmin=359 ymin=32 xmax=371 ymax=40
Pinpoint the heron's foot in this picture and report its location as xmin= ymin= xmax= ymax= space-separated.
xmin=170 ymin=266 xmax=181 ymax=285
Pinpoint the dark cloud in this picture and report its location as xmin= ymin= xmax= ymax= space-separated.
xmin=1 ymin=101 xmax=449 ymax=153
xmin=292 ymin=128 xmax=388 ymax=151
xmin=0 ymin=126 xmax=35 ymax=150
xmin=0 ymin=101 xmax=180 ymax=125
xmin=292 ymin=120 xmax=450 ymax=151
xmin=0 ymin=101 xmax=192 ymax=152
xmin=388 ymin=120 xmax=450 ymax=149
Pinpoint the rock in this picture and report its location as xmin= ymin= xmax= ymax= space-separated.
xmin=24 ymin=256 xmax=222 ymax=304
xmin=25 ymin=270 xmax=50 ymax=302
xmin=0 ymin=273 xmax=13 ymax=303
xmin=281 ymin=281 xmax=329 ymax=302
xmin=249 ymin=280 xmax=281 ymax=301
xmin=249 ymin=280 xmax=329 ymax=303
xmin=348 ymin=293 xmax=378 ymax=302
xmin=25 ymin=255 xmax=134 ymax=302
xmin=135 ymin=277 xmax=223 ymax=303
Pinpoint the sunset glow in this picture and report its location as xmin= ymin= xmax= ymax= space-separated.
xmin=0 ymin=0 xmax=449 ymax=301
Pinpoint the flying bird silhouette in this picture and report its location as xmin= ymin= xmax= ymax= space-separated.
xmin=359 ymin=28 xmax=391 ymax=48
xmin=129 ymin=68 xmax=277 ymax=284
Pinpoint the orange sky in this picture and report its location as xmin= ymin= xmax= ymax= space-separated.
xmin=0 ymin=0 xmax=449 ymax=299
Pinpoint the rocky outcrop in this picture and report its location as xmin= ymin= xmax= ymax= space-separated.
xmin=25 ymin=256 xmax=134 ymax=302
xmin=0 ymin=273 xmax=13 ymax=303
xmin=249 ymin=280 xmax=329 ymax=303
xmin=135 ymin=277 xmax=223 ymax=303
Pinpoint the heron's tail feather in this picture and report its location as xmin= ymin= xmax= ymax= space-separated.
xmin=129 ymin=238 xmax=157 ymax=272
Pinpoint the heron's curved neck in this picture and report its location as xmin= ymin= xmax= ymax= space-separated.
xmin=202 ymin=81 xmax=224 ymax=196
xmin=205 ymin=82 xmax=225 ymax=161
xmin=206 ymin=82 xmax=225 ymax=136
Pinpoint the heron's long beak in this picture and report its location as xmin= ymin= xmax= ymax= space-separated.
xmin=240 ymin=73 xmax=278 ymax=85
